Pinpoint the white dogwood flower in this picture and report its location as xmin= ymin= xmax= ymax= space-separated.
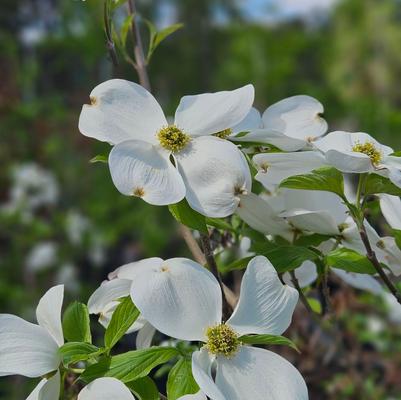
xmin=88 ymin=258 xmax=163 ymax=349
xmin=0 ymin=285 xmax=64 ymax=399
xmin=314 ymin=131 xmax=401 ymax=187
xmin=79 ymin=79 xmax=253 ymax=217
xmin=127 ymin=256 xmax=308 ymax=400
xmin=233 ymin=95 xmax=327 ymax=151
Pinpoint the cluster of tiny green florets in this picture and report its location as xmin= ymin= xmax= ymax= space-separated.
xmin=205 ymin=323 xmax=240 ymax=357
xmin=157 ymin=125 xmax=191 ymax=152
xmin=352 ymin=141 xmax=382 ymax=165
xmin=213 ymin=128 xmax=232 ymax=139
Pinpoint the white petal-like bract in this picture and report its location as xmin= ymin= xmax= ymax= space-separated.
xmin=215 ymin=347 xmax=308 ymax=400
xmin=130 ymin=258 xmax=222 ymax=341
xmin=380 ymin=194 xmax=401 ymax=230
xmin=262 ymin=95 xmax=327 ymax=144
xmin=236 ymin=193 xmax=292 ymax=238
xmin=0 ymin=314 xmax=60 ymax=378
xmin=253 ymin=151 xmax=326 ymax=190
xmin=109 ymin=140 xmax=186 ymax=205
xmin=174 ymin=85 xmax=254 ymax=136
xmin=177 ymin=136 xmax=251 ymax=217
xmin=26 ymin=371 xmax=61 ymax=400
xmin=36 ymin=285 xmax=64 ymax=347
xmin=192 ymin=350 xmax=226 ymax=400
xmin=79 ymin=79 xmax=166 ymax=145
xmin=78 ymin=377 xmax=135 ymax=400
xmin=231 ymin=107 xmax=263 ymax=135
xmin=227 ymin=256 xmax=298 ymax=336
xmin=88 ymin=279 xmax=132 ymax=315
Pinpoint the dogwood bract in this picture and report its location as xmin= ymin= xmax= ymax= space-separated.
xmin=127 ymin=255 xmax=308 ymax=400
xmin=233 ymin=95 xmax=327 ymax=151
xmin=0 ymin=285 xmax=64 ymax=399
xmin=313 ymin=131 xmax=401 ymax=187
xmin=79 ymin=79 xmax=253 ymax=217
xmin=78 ymin=377 xmax=206 ymax=400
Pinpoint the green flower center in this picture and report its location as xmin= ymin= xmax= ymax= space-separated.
xmin=213 ymin=128 xmax=232 ymax=139
xmin=352 ymin=141 xmax=382 ymax=165
xmin=205 ymin=323 xmax=240 ymax=357
xmin=157 ymin=125 xmax=191 ymax=152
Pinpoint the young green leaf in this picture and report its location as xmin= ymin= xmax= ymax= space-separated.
xmin=280 ymin=167 xmax=345 ymax=198
xmin=80 ymin=347 xmax=179 ymax=383
xmin=325 ymin=248 xmax=376 ymax=274
xmin=221 ymin=246 xmax=318 ymax=273
xmin=262 ymin=246 xmax=319 ymax=273
xmin=364 ymin=174 xmax=401 ymax=196
xmin=59 ymin=342 xmax=101 ymax=366
xmin=239 ymin=334 xmax=299 ymax=352
xmin=205 ymin=217 xmax=235 ymax=232
xmin=146 ymin=22 xmax=184 ymax=61
xmin=62 ymin=301 xmax=92 ymax=343
xmin=126 ymin=377 xmax=160 ymax=400
xmin=167 ymin=358 xmax=200 ymax=400
xmin=90 ymin=154 xmax=108 ymax=164
xmin=105 ymin=296 xmax=140 ymax=350
xmin=168 ymin=199 xmax=207 ymax=233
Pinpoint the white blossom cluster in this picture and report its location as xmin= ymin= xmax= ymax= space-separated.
xmin=1 ymin=80 xmax=401 ymax=399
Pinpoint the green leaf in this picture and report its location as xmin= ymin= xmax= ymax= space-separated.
xmin=80 ymin=347 xmax=179 ymax=383
xmin=239 ymin=334 xmax=299 ymax=352
xmin=168 ymin=199 xmax=207 ymax=233
xmin=90 ymin=154 xmax=108 ymax=164
xmin=147 ymin=23 xmax=184 ymax=61
xmin=59 ymin=342 xmax=101 ymax=366
xmin=221 ymin=256 xmax=253 ymax=272
xmin=120 ymin=14 xmax=134 ymax=47
xmin=154 ymin=23 xmax=183 ymax=48
xmin=295 ymin=233 xmax=333 ymax=247
xmin=167 ymin=358 xmax=199 ymax=400
xmin=222 ymin=246 xmax=318 ymax=273
xmin=325 ymin=248 xmax=376 ymax=274
xmin=261 ymin=246 xmax=319 ymax=273
xmin=205 ymin=217 xmax=235 ymax=232
xmin=364 ymin=174 xmax=401 ymax=196
xmin=126 ymin=377 xmax=160 ymax=400
xmin=280 ymin=167 xmax=345 ymax=198
xmin=110 ymin=0 xmax=129 ymax=10
xmin=62 ymin=302 xmax=92 ymax=343
xmin=307 ymin=298 xmax=322 ymax=314
xmin=105 ymin=296 xmax=140 ymax=350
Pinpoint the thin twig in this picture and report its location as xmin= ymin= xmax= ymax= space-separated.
xmin=127 ymin=0 xmax=151 ymax=91
xmin=289 ymin=270 xmax=314 ymax=314
xmin=359 ymin=225 xmax=401 ymax=304
xmin=179 ymin=225 xmax=206 ymax=265
xmin=320 ymin=268 xmax=332 ymax=315
xmin=200 ymin=233 xmax=232 ymax=319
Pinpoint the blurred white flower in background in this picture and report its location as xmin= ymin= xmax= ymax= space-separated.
xmin=57 ymin=263 xmax=80 ymax=293
xmin=65 ymin=210 xmax=91 ymax=245
xmin=2 ymin=163 xmax=59 ymax=220
xmin=26 ymin=241 xmax=58 ymax=273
